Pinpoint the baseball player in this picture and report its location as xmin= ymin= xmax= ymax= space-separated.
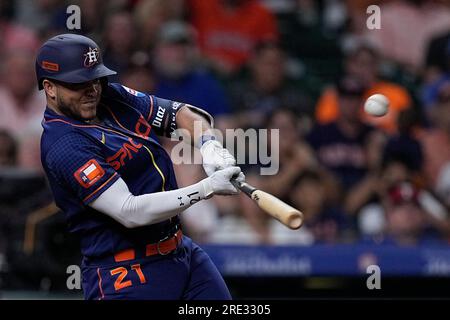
xmin=37 ymin=34 xmax=244 ymax=300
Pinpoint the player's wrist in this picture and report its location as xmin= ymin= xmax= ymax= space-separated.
xmin=199 ymin=178 xmax=214 ymax=199
xmin=198 ymin=135 xmax=220 ymax=150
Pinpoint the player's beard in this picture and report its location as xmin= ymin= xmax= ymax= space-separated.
xmin=57 ymin=94 xmax=98 ymax=122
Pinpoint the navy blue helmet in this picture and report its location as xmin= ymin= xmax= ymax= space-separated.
xmin=35 ymin=33 xmax=116 ymax=90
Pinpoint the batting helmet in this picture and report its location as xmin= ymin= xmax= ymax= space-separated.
xmin=35 ymin=33 xmax=116 ymax=90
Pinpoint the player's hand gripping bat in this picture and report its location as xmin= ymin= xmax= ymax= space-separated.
xmin=231 ymin=178 xmax=304 ymax=230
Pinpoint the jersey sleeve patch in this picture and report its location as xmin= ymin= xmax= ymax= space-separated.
xmin=74 ymin=159 xmax=106 ymax=188
xmin=121 ymin=85 xmax=146 ymax=97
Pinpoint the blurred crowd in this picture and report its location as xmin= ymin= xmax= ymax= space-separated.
xmin=1 ymin=0 xmax=450 ymax=278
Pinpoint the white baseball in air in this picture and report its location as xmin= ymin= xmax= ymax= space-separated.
xmin=364 ymin=94 xmax=389 ymax=117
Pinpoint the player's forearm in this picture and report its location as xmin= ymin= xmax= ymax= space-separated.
xmin=175 ymin=105 xmax=214 ymax=147
xmin=90 ymin=177 xmax=213 ymax=228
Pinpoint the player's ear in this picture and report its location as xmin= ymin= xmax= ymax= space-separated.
xmin=42 ymin=79 xmax=57 ymax=100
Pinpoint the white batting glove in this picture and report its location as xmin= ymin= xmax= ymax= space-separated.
xmin=201 ymin=166 xmax=245 ymax=197
xmin=200 ymin=139 xmax=237 ymax=176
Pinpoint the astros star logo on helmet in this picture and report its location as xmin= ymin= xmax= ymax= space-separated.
xmin=84 ymin=47 xmax=99 ymax=67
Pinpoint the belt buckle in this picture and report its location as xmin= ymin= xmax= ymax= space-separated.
xmin=156 ymin=234 xmax=172 ymax=256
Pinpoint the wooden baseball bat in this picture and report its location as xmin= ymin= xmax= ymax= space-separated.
xmin=232 ymin=179 xmax=304 ymax=230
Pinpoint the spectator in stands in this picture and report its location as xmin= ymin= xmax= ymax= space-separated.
xmin=308 ymin=76 xmax=384 ymax=190
xmin=188 ymin=0 xmax=278 ymax=76
xmin=355 ymin=160 xmax=450 ymax=244
xmin=383 ymin=109 xmax=423 ymax=171
xmin=284 ymin=170 xmax=348 ymax=245
xmin=346 ymin=107 xmax=424 ymax=218
xmin=418 ymin=82 xmax=450 ymax=190
xmin=121 ymin=65 xmax=155 ymax=94
xmin=436 ymin=162 xmax=450 ymax=209
xmin=425 ymin=30 xmax=450 ymax=79
xmin=356 ymin=157 xmax=412 ymax=241
xmin=0 ymin=14 xmax=39 ymax=56
xmin=77 ymin=0 xmax=105 ymax=41
xmin=228 ymin=42 xmax=314 ymax=130
xmin=13 ymin=0 xmax=67 ymax=35
xmin=315 ymin=42 xmax=412 ymax=134
xmin=372 ymin=182 xmax=446 ymax=246
xmin=133 ymin=0 xmax=186 ymax=52
xmin=422 ymin=32 xmax=450 ymax=116
xmin=348 ymin=103 xmax=447 ymax=242
xmin=361 ymin=0 xmax=450 ymax=74
xmin=276 ymin=0 xmax=345 ymax=82
xmin=153 ymin=20 xmax=232 ymax=129
xmin=262 ymin=107 xmax=319 ymax=194
xmin=102 ymin=10 xmax=137 ymax=82
xmin=0 ymin=50 xmax=46 ymax=170
xmin=0 ymin=130 xmax=17 ymax=167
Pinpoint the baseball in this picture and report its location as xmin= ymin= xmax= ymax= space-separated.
xmin=364 ymin=94 xmax=389 ymax=117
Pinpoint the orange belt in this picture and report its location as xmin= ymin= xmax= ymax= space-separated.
xmin=114 ymin=230 xmax=183 ymax=263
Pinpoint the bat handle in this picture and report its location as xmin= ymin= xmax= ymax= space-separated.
xmin=231 ymin=178 xmax=256 ymax=197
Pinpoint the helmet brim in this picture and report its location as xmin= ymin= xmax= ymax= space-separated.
xmin=38 ymin=64 xmax=117 ymax=89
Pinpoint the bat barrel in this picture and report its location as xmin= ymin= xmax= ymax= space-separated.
xmin=232 ymin=178 xmax=304 ymax=230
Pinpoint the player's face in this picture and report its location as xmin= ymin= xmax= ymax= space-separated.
xmin=54 ymin=79 xmax=102 ymax=121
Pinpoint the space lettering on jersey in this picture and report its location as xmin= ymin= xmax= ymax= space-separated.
xmin=106 ymin=138 xmax=143 ymax=170
xmin=135 ymin=116 xmax=151 ymax=138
